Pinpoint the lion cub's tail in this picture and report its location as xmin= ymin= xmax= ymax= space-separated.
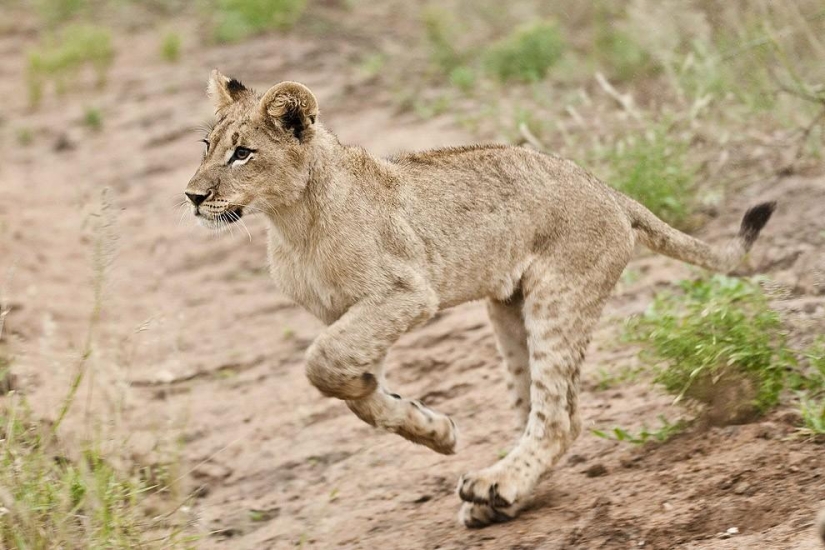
xmin=617 ymin=194 xmax=776 ymax=273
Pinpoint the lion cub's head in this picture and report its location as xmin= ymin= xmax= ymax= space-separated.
xmin=184 ymin=70 xmax=319 ymax=229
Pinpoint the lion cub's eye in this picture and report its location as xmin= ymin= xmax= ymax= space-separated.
xmin=232 ymin=147 xmax=254 ymax=162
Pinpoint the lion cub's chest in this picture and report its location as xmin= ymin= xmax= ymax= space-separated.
xmin=266 ymin=229 xmax=349 ymax=324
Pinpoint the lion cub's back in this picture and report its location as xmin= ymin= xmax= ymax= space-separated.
xmin=387 ymin=144 xmax=619 ymax=305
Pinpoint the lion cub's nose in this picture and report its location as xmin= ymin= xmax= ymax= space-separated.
xmin=185 ymin=191 xmax=210 ymax=206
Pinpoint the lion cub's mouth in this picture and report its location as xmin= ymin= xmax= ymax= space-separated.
xmin=196 ymin=206 xmax=244 ymax=227
xmin=214 ymin=207 xmax=243 ymax=224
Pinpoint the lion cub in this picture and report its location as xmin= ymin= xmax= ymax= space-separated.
xmin=185 ymin=71 xmax=775 ymax=527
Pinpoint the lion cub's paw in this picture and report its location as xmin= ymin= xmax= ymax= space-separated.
xmin=458 ymin=468 xmax=517 ymax=507
xmin=456 ymin=466 xmax=528 ymax=528
xmin=395 ymin=400 xmax=458 ymax=455
xmin=457 ymin=501 xmax=519 ymax=528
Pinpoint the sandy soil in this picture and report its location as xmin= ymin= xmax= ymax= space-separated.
xmin=2 ymin=16 xmax=824 ymax=550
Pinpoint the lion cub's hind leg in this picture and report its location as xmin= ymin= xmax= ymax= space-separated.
xmin=347 ymin=386 xmax=458 ymax=455
xmin=457 ymin=242 xmax=631 ymax=527
xmin=487 ymin=294 xmax=532 ymax=432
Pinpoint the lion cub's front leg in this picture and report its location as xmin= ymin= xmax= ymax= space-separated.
xmin=304 ymin=279 xmax=458 ymax=454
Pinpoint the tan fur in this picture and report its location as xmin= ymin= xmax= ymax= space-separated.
xmin=185 ymin=72 xmax=774 ymax=528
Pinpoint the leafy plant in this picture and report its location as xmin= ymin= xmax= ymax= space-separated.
xmin=212 ymin=0 xmax=306 ymax=43
xmin=627 ymin=275 xmax=792 ymax=423
xmin=592 ymin=415 xmax=686 ymax=445
xmin=483 ymin=21 xmax=565 ymax=83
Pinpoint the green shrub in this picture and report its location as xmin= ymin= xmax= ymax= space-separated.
xmin=449 ymin=65 xmax=476 ymax=93
xmin=213 ymin=0 xmax=306 ymax=43
xmin=160 ymin=31 xmax=182 ymax=62
xmin=27 ymin=24 xmax=115 ymax=106
xmin=626 ymin=275 xmax=792 ymax=423
xmin=357 ymin=53 xmax=386 ymax=78
xmin=595 ymin=28 xmax=659 ymax=82
xmin=606 ymin=127 xmax=696 ymax=229
xmin=483 ymin=21 xmax=565 ymax=83
xmin=421 ymin=5 xmax=464 ymax=74
xmin=35 ymin=0 xmax=86 ymax=24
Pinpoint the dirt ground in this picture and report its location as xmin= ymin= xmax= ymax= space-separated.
xmin=2 ymin=14 xmax=825 ymax=550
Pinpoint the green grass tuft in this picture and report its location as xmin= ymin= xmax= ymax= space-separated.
xmin=594 ymin=27 xmax=659 ymax=82
xmin=16 ymin=128 xmax=34 ymax=146
xmin=0 ymin=398 xmax=165 ymax=548
xmin=27 ymin=24 xmax=115 ymax=107
xmin=421 ymin=5 xmax=464 ymax=74
xmin=160 ymin=31 xmax=182 ymax=63
xmin=792 ymin=340 xmax=825 ymax=436
xmin=212 ymin=0 xmax=307 ymax=43
xmin=83 ymin=107 xmax=103 ymax=131
xmin=483 ymin=21 xmax=564 ymax=83
xmin=626 ymin=275 xmax=791 ymax=423
xmin=35 ymin=0 xmax=86 ymax=24
xmin=449 ymin=65 xmax=476 ymax=93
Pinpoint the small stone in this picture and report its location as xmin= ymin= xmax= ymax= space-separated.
xmin=53 ymin=134 xmax=75 ymax=152
xmin=733 ymin=482 xmax=750 ymax=495
xmin=619 ymin=454 xmax=643 ymax=468
xmin=584 ymin=463 xmax=608 ymax=478
xmin=192 ymin=484 xmax=210 ymax=499
xmin=754 ymin=422 xmax=778 ymax=439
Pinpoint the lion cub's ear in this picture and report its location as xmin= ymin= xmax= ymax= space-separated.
xmin=207 ymin=69 xmax=250 ymax=112
xmin=258 ymin=81 xmax=319 ymax=142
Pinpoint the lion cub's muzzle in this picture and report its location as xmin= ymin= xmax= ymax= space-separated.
xmin=185 ymin=191 xmax=244 ymax=226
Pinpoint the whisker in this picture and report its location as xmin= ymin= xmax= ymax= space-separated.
xmin=177 ymin=204 xmax=190 ymax=228
xmin=237 ymin=215 xmax=253 ymax=243
xmin=227 ymin=210 xmax=252 ymax=242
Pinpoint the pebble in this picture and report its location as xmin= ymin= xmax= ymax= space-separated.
xmin=584 ymin=463 xmax=608 ymax=478
xmin=733 ymin=481 xmax=750 ymax=495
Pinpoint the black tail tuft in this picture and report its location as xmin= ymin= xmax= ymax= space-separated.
xmin=739 ymin=201 xmax=776 ymax=248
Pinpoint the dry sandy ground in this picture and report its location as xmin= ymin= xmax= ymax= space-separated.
xmin=2 ymin=19 xmax=825 ymax=550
